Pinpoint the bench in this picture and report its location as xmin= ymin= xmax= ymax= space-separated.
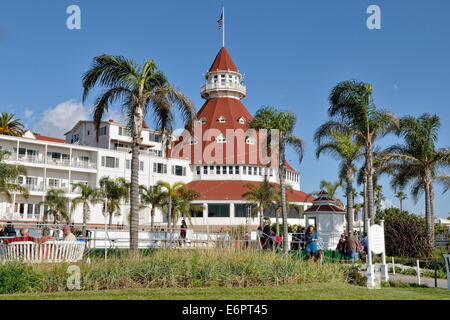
xmin=0 ymin=241 xmax=85 ymax=263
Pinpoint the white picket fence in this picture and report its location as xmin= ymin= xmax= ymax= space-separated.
xmin=0 ymin=241 xmax=85 ymax=263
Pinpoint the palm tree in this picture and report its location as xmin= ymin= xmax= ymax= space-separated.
xmin=39 ymin=189 xmax=70 ymax=224
xmin=172 ymin=186 xmax=200 ymax=227
xmin=384 ymin=113 xmax=449 ymax=243
xmin=316 ymin=80 xmax=398 ymax=224
xmin=0 ymin=112 xmax=24 ymax=136
xmin=71 ymin=183 xmax=103 ymax=237
xmin=395 ymin=191 xmax=407 ymax=212
xmin=374 ymin=185 xmax=386 ymax=213
xmin=319 ymin=180 xmax=345 ymax=208
xmin=156 ymin=181 xmax=187 ymax=239
xmin=0 ymin=150 xmax=29 ymax=202
xmin=82 ymin=54 xmax=196 ymax=256
xmin=315 ymin=129 xmax=363 ymax=234
xmin=139 ymin=184 xmax=165 ymax=229
xmin=242 ymin=176 xmax=278 ymax=229
xmin=99 ymin=177 xmax=129 ymax=226
xmin=249 ymin=106 xmax=305 ymax=254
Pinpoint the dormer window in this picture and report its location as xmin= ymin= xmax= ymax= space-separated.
xmin=218 ymin=116 xmax=227 ymax=123
xmin=189 ymin=138 xmax=197 ymax=145
xmin=238 ymin=117 xmax=245 ymax=124
xmin=246 ymin=137 xmax=255 ymax=144
xmin=216 ymin=134 xmax=227 ymax=143
xmin=199 ymin=118 xmax=206 ymax=124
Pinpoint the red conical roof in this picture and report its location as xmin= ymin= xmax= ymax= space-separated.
xmin=208 ymin=47 xmax=238 ymax=72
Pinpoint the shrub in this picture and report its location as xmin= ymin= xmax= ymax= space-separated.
xmin=375 ymin=208 xmax=433 ymax=258
xmin=343 ymin=266 xmax=366 ymax=287
xmin=0 ymin=262 xmax=43 ymax=294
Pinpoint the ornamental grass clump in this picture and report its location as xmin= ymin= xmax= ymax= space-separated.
xmin=1 ymin=249 xmax=349 ymax=294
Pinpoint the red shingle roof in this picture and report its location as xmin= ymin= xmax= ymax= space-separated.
xmin=34 ymin=134 xmax=66 ymax=143
xmin=186 ymin=180 xmax=313 ymax=202
xmin=208 ymin=47 xmax=238 ymax=72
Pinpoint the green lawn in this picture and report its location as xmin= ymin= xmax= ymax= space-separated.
xmin=0 ymin=283 xmax=448 ymax=300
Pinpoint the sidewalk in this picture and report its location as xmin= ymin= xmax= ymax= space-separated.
xmin=360 ymin=271 xmax=449 ymax=289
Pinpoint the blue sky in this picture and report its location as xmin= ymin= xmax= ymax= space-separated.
xmin=0 ymin=0 xmax=448 ymax=218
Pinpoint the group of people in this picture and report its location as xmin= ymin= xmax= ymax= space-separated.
xmin=257 ymin=221 xmax=283 ymax=252
xmin=335 ymin=230 xmax=364 ymax=263
xmin=0 ymin=222 xmax=78 ymax=244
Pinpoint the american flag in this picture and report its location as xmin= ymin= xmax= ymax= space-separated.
xmin=217 ymin=12 xmax=223 ymax=29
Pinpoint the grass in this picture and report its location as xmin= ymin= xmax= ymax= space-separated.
xmin=0 ymin=283 xmax=448 ymax=300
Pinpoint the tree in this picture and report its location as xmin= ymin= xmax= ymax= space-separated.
xmin=39 ymin=189 xmax=70 ymax=224
xmin=319 ymin=180 xmax=344 ymax=205
xmin=0 ymin=150 xmax=29 ymax=202
xmin=156 ymin=181 xmax=187 ymax=238
xmin=172 ymin=186 xmax=200 ymax=227
xmin=99 ymin=177 xmax=129 ymax=226
xmin=139 ymin=184 xmax=165 ymax=229
xmin=315 ymin=128 xmax=363 ymax=234
xmin=0 ymin=112 xmax=24 ymax=136
xmin=71 ymin=183 xmax=103 ymax=237
xmin=242 ymin=176 xmax=278 ymax=229
xmin=395 ymin=191 xmax=407 ymax=213
xmin=374 ymin=185 xmax=386 ymax=213
xmin=317 ymin=80 xmax=398 ymax=225
xmin=82 ymin=54 xmax=196 ymax=257
xmin=249 ymin=106 xmax=305 ymax=254
xmin=384 ymin=113 xmax=449 ymax=243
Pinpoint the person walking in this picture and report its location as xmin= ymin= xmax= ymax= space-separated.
xmin=336 ymin=233 xmax=347 ymax=262
xmin=344 ymin=230 xmax=360 ymax=263
xmin=179 ymin=219 xmax=187 ymax=246
xmin=304 ymin=225 xmax=318 ymax=260
xmin=262 ymin=221 xmax=272 ymax=250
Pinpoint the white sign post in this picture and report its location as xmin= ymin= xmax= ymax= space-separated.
xmin=366 ymin=220 xmax=388 ymax=288
xmin=366 ymin=219 xmax=375 ymax=288
xmin=444 ymin=254 xmax=450 ymax=290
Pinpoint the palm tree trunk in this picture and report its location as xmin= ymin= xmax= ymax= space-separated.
xmin=346 ymin=174 xmax=354 ymax=236
xmin=363 ymin=175 xmax=368 ymax=235
xmin=109 ymin=210 xmax=113 ymax=226
xmin=279 ymin=141 xmax=289 ymax=254
xmin=150 ymin=207 xmax=155 ymax=230
xmin=399 ymin=198 xmax=403 ymax=213
xmin=167 ymin=195 xmax=172 ymax=246
xmin=259 ymin=205 xmax=264 ymax=230
xmin=366 ymin=146 xmax=375 ymax=223
xmin=129 ymin=131 xmax=140 ymax=257
xmin=425 ymin=172 xmax=434 ymax=245
xmin=82 ymin=202 xmax=87 ymax=238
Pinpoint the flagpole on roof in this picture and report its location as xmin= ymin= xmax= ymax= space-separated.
xmin=222 ymin=5 xmax=225 ymax=47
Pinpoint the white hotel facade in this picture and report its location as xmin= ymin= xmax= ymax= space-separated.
xmin=0 ymin=46 xmax=313 ymax=230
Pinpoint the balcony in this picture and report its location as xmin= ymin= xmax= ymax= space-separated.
xmin=109 ymin=146 xmax=162 ymax=157
xmin=201 ymin=82 xmax=246 ymax=99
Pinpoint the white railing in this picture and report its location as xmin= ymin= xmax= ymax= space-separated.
xmin=0 ymin=241 xmax=85 ymax=263
xmin=201 ymin=82 xmax=246 ymax=93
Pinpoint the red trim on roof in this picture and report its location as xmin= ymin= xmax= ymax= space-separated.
xmin=209 ymin=47 xmax=238 ymax=72
xmin=34 ymin=134 xmax=65 ymax=143
xmin=186 ymin=180 xmax=313 ymax=202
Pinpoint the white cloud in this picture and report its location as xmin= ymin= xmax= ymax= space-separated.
xmin=393 ymin=84 xmax=398 ymax=90
xmin=34 ymin=100 xmax=89 ymax=138
xmin=24 ymin=109 xmax=33 ymax=119
xmin=381 ymin=199 xmax=393 ymax=210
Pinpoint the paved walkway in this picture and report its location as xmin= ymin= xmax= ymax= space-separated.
xmin=360 ymin=271 xmax=449 ymax=289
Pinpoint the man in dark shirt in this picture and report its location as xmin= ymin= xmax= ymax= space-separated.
xmin=3 ymin=228 xmax=36 ymax=244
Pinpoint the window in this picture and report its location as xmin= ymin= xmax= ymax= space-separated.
xmin=216 ymin=166 xmax=220 ymax=174
xmin=209 ymin=166 xmax=214 ymax=174
xmin=78 ymin=156 xmax=89 ymax=163
xmin=18 ymin=176 xmax=24 ymax=184
xmin=149 ymin=132 xmax=162 ymax=142
xmin=48 ymin=179 xmax=60 ymax=188
xmin=203 ymin=166 xmax=208 ymax=174
xmin=26 ymin=177 xmax=37 ymax=185
xmin=72 ymin=134 xmax=79 ymax=143
xmin=235 ymin=166 xmax=239 ymax=174
xmin=238 ymin=117 xmax=245 ymax=124
xmin=153 ymin=163 xmax=167 ymax=174
xmin=218 ymin=116 xmax=226 ymax=123
xmin=139 ymin=161 xmax=144 ymax=171
xmin=248 ymin=167 xmax=252 ymax=175
xmin=243 ymin=166 xmax=247 ymax=174
xmin=222 ymin=166 xmax=226 ymax=174
xmin=196 ymin=166 xmax=201 ymax=175
xmin=190 ymin=204 xmax=203 ymax=217
xmin=235 ymin=204 xmax=257 ymax=217
xmin=126 ymin=160 xmax=131 ymax=169
xmin=228 ymin=166 xmax=233 ymax=174
xmin=259 ymin=167 xmax=262 ymax=176
xmin=99 ymin=127 xmax=107 ymax=136
xmin=172 ymin=165 xmax=185 ymax=176
xmin=208 ymin=204 xmax=230 ymax=217
xmin=216 ymin=134 xmax=226 ymax=143
xmin=101 ymin=156 xmax=119 ymax=168
xmin=119 ymin=127 xmax=131 ymax=137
